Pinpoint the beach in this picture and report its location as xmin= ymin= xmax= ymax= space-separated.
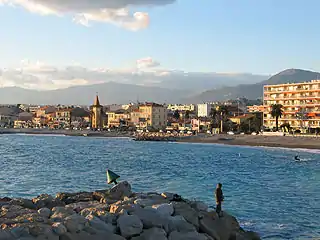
xmin=1 ymin=128 xmax=320 ymax=150
xmin=178 ymin=134 xmax=320 ymax=150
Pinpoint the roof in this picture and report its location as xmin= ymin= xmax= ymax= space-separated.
xmin=92 ymin=95 xmax=102 ymax=107
xmin=0 ymin=106 xmax=22 ymax=116
xmin=139 ymin=102 xmax=164 ymax=107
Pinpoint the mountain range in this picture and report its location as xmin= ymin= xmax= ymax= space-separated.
xmin=0 ymin=69 xmax=318 ymax=104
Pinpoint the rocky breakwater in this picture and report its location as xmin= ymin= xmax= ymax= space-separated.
xmin=0 ymin=181 xmax=260 ymax=240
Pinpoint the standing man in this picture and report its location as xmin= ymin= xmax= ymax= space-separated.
xmin=215 ymin=183 xmax=224 ymax=217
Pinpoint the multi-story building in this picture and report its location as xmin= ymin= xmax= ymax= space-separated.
xmin=138 ymin=103 xmax=167 ymax=130
xmin=263 ymin=80 xmax=320 ymax=131
xmin=197 ymin=103 xmax=212 ymax=117
xmin=247 ymin=105 xmax=265 ymax=113
xmin=107 ymin=109 xmax=131 ymax=128
xmin=167 ymin=104 xmax=196 ymax=112
xmin=53 ymin=108 xmax=72 ymax=128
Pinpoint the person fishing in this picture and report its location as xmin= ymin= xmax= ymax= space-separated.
xmin=215 ymin=183 xmax=224 ymax=218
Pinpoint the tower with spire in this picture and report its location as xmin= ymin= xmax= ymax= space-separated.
xmin=91 ymin=94 xmax=103 ymax=129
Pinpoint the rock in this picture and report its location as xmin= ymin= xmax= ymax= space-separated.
xmin=63 ymin=214 xmax=87 ymax=233
xmin=65 ymin=201 xmax=105 ymax=212
xmin=152 ymin=203 xmax=174 ymax=217
xmin=32 ymin=194 xmax=54 ymax=209
xmin=131 ymin=227 xmax=168 ymax=240
xmin=168 ymin=230 xmax=212 ymax=240
xmin=92 ymin=191 xmax=107 ymax=201
xmin=117 ymin=214 xmax=143 ymax=238
xmin=109 ymin=181 xmax=132 ymax=200
xmin=161 ymin=192 xmax=175 ymax=201
xmin=0 ymin=229 xmax=13 ymax=240
xmin=60 ymin=232 xmax=125 ymax=240
xmin=37 ymin=208 xmax=51 ymax=218
xmin=172 ymin=202 xmax=199 ymax=230
xmin=110 ymin=202 xmax=141 ymax=214
xmin=190 ymin=201 xmax=208 ymax=212
xmin=0 ymin=205 xmax=43 ymax=225
xmin=133 ymin=208 xmax=169 ymax=233
xmin=236 ymin=231 xmax=261 ymax=240
xmin=50 ymin=207 xmax=74 ymax=222
xmin=10 ymin=199 xmax=36 ymax=210
xmin=86 ymin=214 xmax=116 ymax=233
xmin=167 ymin=215 xmax=196 ymax=233
xmin=56 ymin=192 xmax=93 ymax=205
xmin=52 ymin=222 xmax=67 ymax=236
xmin=10 ymin=226 xmax=30 ymax=238
xmin=27 ymin=223 xmax=54 ymax=238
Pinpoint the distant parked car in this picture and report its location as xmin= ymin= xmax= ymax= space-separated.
xmin=227 ymin=131 xmax=235 ymax=135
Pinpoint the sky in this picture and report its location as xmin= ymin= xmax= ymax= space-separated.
xmin=0 ymin=0 xmax=320 ymax=89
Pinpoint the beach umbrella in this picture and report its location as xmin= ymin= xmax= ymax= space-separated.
xmin=106 ymin=169 xmax=120 ymax=185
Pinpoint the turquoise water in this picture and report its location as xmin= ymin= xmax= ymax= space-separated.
xmin=0 ymin=134 xmax=319 ymax=239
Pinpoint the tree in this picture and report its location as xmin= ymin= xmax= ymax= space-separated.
xmin=173 ymin=110 xmax=180 ymax=120
xmin=209 ymin=108 xmax=219 ymax=129
xmin=270 ymin=104 xmax=283 ymax=131
xmin=185 ymin=110 xmax=190 ymax=119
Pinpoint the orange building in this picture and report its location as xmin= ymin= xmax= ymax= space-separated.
xmin=263 ymin=80 xmax=320 ymax=131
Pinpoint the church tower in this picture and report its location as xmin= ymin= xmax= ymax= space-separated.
xmin=91 ymin=94 xmax=103 ymax=129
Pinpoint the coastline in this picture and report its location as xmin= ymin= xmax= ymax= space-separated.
xmin=0 ymin=181 xmax=260 ymax=240
xmin=177 ymin=135 xmax=320 ymax=150
xmin=2 ymin=128 xmax=320 ymax=150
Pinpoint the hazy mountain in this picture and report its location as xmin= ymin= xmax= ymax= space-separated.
xmin=184 ymin=69 xmax=320 ymax=103
xmin=0 ymin=82 xmax=192 ymax=105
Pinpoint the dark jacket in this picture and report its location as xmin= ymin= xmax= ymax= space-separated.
xmin=215 ymin=188 xmax=224 ymax=203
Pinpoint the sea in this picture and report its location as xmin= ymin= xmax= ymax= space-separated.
xmin=0 ymin=134 xmax=319 ymax=240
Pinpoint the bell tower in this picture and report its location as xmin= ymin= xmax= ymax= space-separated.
xmin=91 ymin=94 xmax=103 ymax=129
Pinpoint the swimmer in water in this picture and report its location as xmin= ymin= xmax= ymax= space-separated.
xmin=294 ymin=155 xmax=300 ymax=161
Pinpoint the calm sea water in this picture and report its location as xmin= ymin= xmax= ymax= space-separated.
xmin=0 ymin=134 xmax=319 ymax=239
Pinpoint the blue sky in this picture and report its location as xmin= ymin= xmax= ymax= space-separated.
xmin=0 ymin=0 xmax=320 ymax=74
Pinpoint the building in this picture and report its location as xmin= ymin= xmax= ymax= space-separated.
xmin=247 ymin=105 xmax=265 ymax=113
xmin=53 ymin=108 xmax=72 ymax=128
xmin=263 ymin=80 xmax=320 ymax=131
xmin=197 ymin=103 xmax=212 ymax=117
xmin=138 ymin=103 xmax=167 ymax=130
xmin=167 ymin=104 xmax=196 ymax=112
xmin=229 ymin=114 xmax=254 ymax=125
xmin=107 ymin=109 xmax=131 ymax=128
xmin=91 ymin=95 xmax=104 ymax=129
xmin=0 ymin=106 xmax=21 ymax=127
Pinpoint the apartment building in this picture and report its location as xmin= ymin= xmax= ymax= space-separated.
xmin=138 ymin=103 xmax=167 ymax=130
xmin=197 ymin=103 xmax=212 ymax=117
xmin=167 ymin=104 xmax=196 ymax=112
xmin=263 ymin=80 xmax=320 ymax=130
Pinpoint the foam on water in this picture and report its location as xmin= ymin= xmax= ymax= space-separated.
xmin=0 ymin=135 xmax=319 ymax=240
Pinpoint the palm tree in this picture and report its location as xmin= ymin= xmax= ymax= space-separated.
xmin=185 ymin=110 xmax=190 ymax=120
xmin=270 ymin=104 xmax=283 ymax=131
xmin=173 ymin=110 xmax=180 ymax=120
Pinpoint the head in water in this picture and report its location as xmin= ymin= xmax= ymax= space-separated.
xmin=217 ymin=183 xmax=222 ymax=188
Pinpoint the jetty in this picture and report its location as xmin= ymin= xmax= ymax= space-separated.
xmin=0 ymin=181 xmax=260 ymax=240
xmin=132 ymin=132 xmax=193 ymax=142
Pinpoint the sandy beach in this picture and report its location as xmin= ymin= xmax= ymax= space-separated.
xmin=178 ymin=134 xmax=320 ymax=150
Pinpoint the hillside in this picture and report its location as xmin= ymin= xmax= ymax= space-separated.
xmin=184 ymin=69 xmax=320 ymax=103
xmin=0 ymin=82 xmax=191 ymax=105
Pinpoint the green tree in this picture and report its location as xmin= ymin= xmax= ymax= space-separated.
xmin=209 ymin=107 xmax=219 ymax=129
xmin=173 ymin=110 xmax=180 ymax=120
xmin=185 ymin=110 xmax=190 ymax=119
xmin=270 ymin=104 xmax=283 ymax=131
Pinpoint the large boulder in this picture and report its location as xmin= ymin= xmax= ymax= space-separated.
xmin=168 ymin=230 xmax=213 ymax=240
xmin=117 ymin=214 xmax=143 ymax=238
xmin=60 ymin=232 xmax=125 ymax=240
xmin=38 ymin=208 xmax=51 ymax=218
xmin=109 ymin=181 xmax=132 ymax=200
xmin=172 ymin=202 xmax=199 ymax=230
xmin=56 ymin=192 xmax=93 ymax=204
xmin=63 ymin=214 xmax=88 ymax=233
xmin=52 ymin=222 xmax=67 ymax=236
xmin=167 ymin=215 xmax=196 ymax=233
xmin=9 ymin=198 xmax=36 ymax=210
xmin=190 ymin=201 xmax=208 ymax=212
xmin=86 ymin=214 xmax=116 ymax=233
xmin=132 ymin=208 xmax=169 ymax=233
xmin=131 ymin=227 xmax=168 ymax=240
xmin=151 ymin=203 xmax=174 ymax=217
xmin=50 ymin=207 xmax=74 ymax=222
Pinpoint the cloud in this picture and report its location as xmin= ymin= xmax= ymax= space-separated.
xmin=0 ymin=0 xmax=175 ymax=30
xmin=136 ymin=57 xmax=160 ymax=69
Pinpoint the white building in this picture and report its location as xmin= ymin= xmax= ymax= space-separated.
xmin=167 ymin=104 xmax=196 ymax=112
xmin=197 ymin=103 xmax=212 ymax=117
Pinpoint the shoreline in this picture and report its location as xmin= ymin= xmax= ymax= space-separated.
xmin=2 ymin=128 xmax=320 ymax=150
xmin=0 ymin=181 xmax=261 ymax=240
xmin=177 ymin=135 xmax=320 ymax=150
